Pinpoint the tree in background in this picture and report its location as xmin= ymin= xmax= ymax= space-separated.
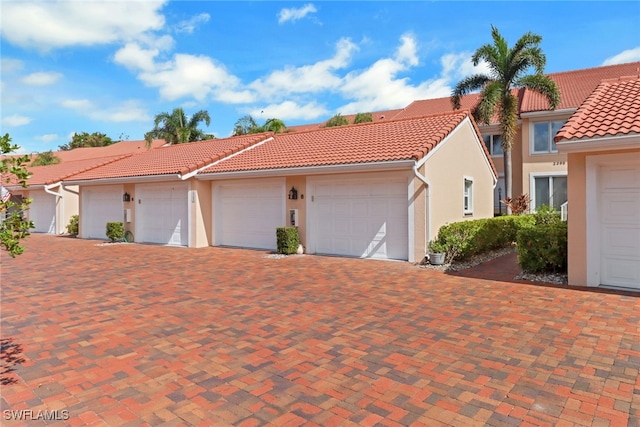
xmin=325 ymin=113 xmax=349 ymax=127
xmin=31 ymin=150 xmax=61 ymax=167
xmin=451 ymin=26 xmax=559 ymax=213
xmin=1 ymin=133 xmax=33 ymax=258
xmin=232 ymin=115 xmax=287 ymax=136
xmin=354 ymin=112 xmax=374 ymax=124
xmin=145 ymin=108 xmax=213 ymax=147
xmin=59 ymin=132 xmax=114 ymax=151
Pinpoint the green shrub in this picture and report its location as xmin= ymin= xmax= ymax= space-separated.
xmin=276 ymin=227 xmax=300 ymax=255
xmin=435 ymin=215 xmax=535 ymax=262
xmin=533 ymin=204 xmax=561 ymax=225
xmin=354 ymin=112 xmax=374 ymax=124
xmin=106 ymin=222 xmax=124 ymax=242
xmin=66 ymin=214 xmax=79 ymax=236
xmin=516 ymin=222 xmax=568 ymax=273
xmin=325 ymin=114 xmax=349 ymax=127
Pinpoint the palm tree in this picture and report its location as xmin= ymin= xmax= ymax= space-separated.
xmin=145 ymin=108 xmax=213 ymax=147
xmin=451 ymin=26 xmax=560 ymax=213
xmin=232 ymin=115 xmax=287 ymax=136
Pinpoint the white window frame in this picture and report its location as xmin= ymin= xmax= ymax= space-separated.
xmin=463 ymin=177 xmax=474 ymax=215
xmin=529 ymin=172 xmax=568 ymax=212
xmin=482 ymin=134 xmax=504 ymax=157
xmin=530 ymin=120 xmax=565 ymax=154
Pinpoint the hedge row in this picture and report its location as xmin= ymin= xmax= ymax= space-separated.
xmin=434 ymin=215 xmax=534 ymax=262
xmin=516 ymin=222 xmax=567 ymax=273
xmin=276 ymin=226 xmax=300 ymax=255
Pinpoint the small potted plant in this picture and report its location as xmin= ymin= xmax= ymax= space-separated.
xmin=427 ymin=239 xmax=447 ymax=265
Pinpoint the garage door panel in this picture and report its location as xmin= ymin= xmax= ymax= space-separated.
xmin=215 ymin=181 xmax=284 ymax=250
xmin=311 ymin=175 xmax=408 ymax=260
xmin=137 ymin=183 xmax=188 ymax=246
xmin=599 ymin=164 xmax=640 ymax=289
xmin=83 ymin=186 xmax=124 ymax=239
xmin=30 ymin=191 xmax=56 ymax=234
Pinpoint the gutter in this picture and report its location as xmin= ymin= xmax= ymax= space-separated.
xmin=413 ymin=162 xmax=431 ymax=258
xmin=44 ymin=182 xmax=62 ymax=234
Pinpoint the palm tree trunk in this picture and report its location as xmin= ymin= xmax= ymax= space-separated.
xmin=504 ymin=148 xmax=512 ymax=215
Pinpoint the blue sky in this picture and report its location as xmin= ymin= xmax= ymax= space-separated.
xmin=1 ymin=1 xmax=639 ymax=154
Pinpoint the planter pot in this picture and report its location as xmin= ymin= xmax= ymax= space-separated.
xmin=428 ymin=252 xmax=446 ymax=265
xmin=296 ymin=244 xmax=304 ymax=255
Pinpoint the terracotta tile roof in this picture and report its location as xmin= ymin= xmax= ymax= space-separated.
xmin=286 ymin=109 xmax=404 ymax=132
xmin=41 ymin=139 xmax=166 ymax=163
xmin=4 ymin=155 xmax=131 ymax=188
xmin=392 ymin=94 xmax=483 ymax=121
xmin=555 ymin=75 xmax=640 ymax=142
xmin=62 ymin=134 xmax=270 ymax=182
xmin=521 ymin=62 xmax=640 ymax=113
xmin=202 ymin=111 xmax=495 ymax=175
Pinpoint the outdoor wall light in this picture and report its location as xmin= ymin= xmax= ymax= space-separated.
xmin=288 ymin=187 xmax=298 ymax=200
xmin=123 ymin=192 xmax=131 ymax=202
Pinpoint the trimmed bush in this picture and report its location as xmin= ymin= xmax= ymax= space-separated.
xmin=436 ymin=215 xmax=535 ymax=262
xmin=533 ymin=204 xmax=561 ymax=225
xmin=106 ymin=222 xmax=124 ymax=242
xmin=66 ymin=214 xmax=79 ymax=236
xmin=276 ymin=226 xmax=300 ymax=255
xmin=516 ymin=222 xmax=568 ymax=273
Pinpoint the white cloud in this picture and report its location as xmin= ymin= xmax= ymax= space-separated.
xmin=114 ymin=42 xmax=162 ymax=72
xmin=61 ymin=99 xmax=150 ymax=123
xmin=21 ymin=72 xmax=63 ymax=86
xmin=278 ymin=3 xmax=317 ymax=24
xmin=1 ymin=114 xmax=32 ymax=127
xmin=603 ymin=47 xmax=640 ymax=66
xmin=440 ymin=52 xmax=490 ymax=80
xmin=0 ymin=1 xmax=167 ymax=51
xmin=249 ymin=101 xmax=329 ymax=121
xmin=37 ymin=134 xmax=60 ymax=143
xmin=0 ymin=58 xmax=24 ymax=73
xmin=250 ymin=38 xmax=357 ymax=99
xmin=176 ymin=13 xmax=210 ymax=34
xmin=337 ymin=34 xmax=452 ymax=112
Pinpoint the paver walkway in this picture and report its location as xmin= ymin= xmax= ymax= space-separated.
xmin=1 ymin=234 xmax=638 ymax=426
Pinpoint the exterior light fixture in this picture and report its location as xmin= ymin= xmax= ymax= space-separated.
xmin=123 ymin=192 xmax=131 ymax=202
xmin=288 ymin=187 xmax=298 ymax=200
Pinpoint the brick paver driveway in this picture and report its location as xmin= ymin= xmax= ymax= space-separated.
xmin=1 ymin=234 xmax=639 ymax=426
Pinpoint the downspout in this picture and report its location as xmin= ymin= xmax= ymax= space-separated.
xmin=413 ymin=163 xmax=431 ymax=258
xmin=44 ymin=182 xmax=62 ymax=234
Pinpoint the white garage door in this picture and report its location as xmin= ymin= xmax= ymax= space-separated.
xmin=309 ymin=174 xmax=408 ymax=260
xmin=136 ymin=183 xmax=189 ymax=246
xmin=599 ymin=164 xmax=640 ymax=289
xmin=83 ymin=185 xmax=124 ymax=239
xmin=30 ymin=190 xmax=56 ymax=233
xmin=214 ymin=179 xmax=285 ymax=250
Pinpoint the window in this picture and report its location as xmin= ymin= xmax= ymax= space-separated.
xmin=533 ymin=175 xmax=567 ymax=210
xmin=532 ymin=120 xmax=565 ymax=153
xmin=463 ymin=178 xmax=473 ymax=214
xmin=482 ymin=134 xmax=503 ymax=156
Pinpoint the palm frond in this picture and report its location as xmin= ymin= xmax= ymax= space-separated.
xmin=451 ymin=74 xmax=490 ymax=109
xmin=517 ymin=74 xmax=560 ymax=109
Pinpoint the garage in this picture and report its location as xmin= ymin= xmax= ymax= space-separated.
xmin=29 ymin=190 xmax=57 ymax=234
xmin=82 ymin=185 xmax=123 ymax=240
xmin=598 ymin=163 xmax=640 ymax=289
xmin=136 ymin=183 xmax=189 ymax=246
xmin=308 ymin=174 xmax=409 ymax=260
xmin=213 ymin=179 xmax=285 ymax=250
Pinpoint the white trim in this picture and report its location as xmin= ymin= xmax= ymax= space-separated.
xmin=181 ymin=137 xmax=274 ymax=180
xmin=463 ymin=176 xmax=474 ymax=215
xmin=199 ymin=160 xmax=416 ymax=180
xmin=585 ymin=152 xmax=640 ymax=287
xmin=413 ymin=163 xmax=431 ymax=251
xmin=65 ymin=174 xmax=183 ymax=186
xmin=529 ymin=119 xmax=566 ymax=155
xmin=520 ymin=108 xmax=577 ymax=119
xmin=407 ymin=174 xmax=415 ymax=263
xmin=529 ymin=171 xmax=568 ymax=212
xmin=557 ymin=134 xmax=640 ymax=153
